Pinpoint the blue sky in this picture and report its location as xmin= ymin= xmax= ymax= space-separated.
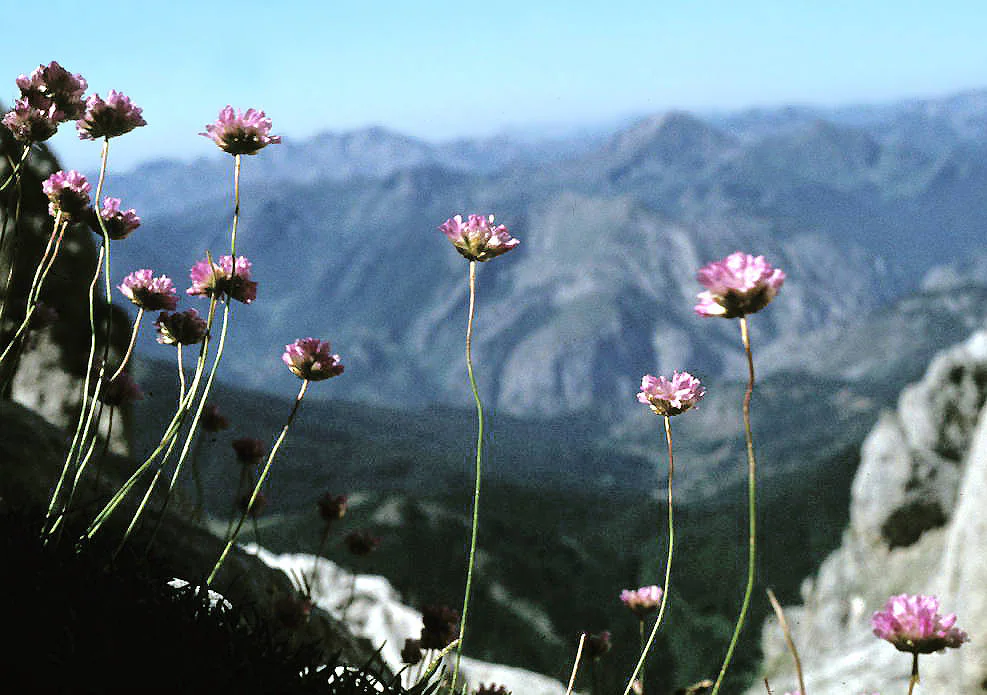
xmin=3 ymin=0 xmax=986 ymax=171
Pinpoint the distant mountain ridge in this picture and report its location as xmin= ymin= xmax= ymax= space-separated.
xmin=104 ymin=88 xmax=987 ymax=420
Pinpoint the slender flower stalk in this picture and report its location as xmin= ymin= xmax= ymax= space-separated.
xmin=0 ymin=144 xmax=31 ymax=192
xmin=767 ymin=588 xmax=806 ymax=695
xmin=694 ymin=252 xmax=784 ymax=695
xmin=109 ymin=308 xmax=143 ymax=384
xmin=624 ymin=372 xmax=703 ymax=695
xmin=565 ymin=633 xmax=589 ymax=695
xmin=207 ymin=380 xmax=309 ymax=585
xmin=438 ymin=214 xmax=519 ymax=694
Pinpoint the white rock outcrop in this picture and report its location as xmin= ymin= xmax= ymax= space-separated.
xmin=753 ymin=331 xmax=987 ymax=694
xmin=246 ymin=545 xmax=570 ymax=695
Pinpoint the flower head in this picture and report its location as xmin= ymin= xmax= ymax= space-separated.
xmin=200 ymin=106 xmax=281 ymax=155
xmin=15 ymin=61 xmax=87 ymax=119
xmin=2 ymin=98 xmax=61 ymax=143
xmin=871 ymin=594 xmax=969 ymax=654
xmin=583 ymin=631 xmax=612 ymax=660
xmin=154 ymin=309 xmax=207 ymax=346
xmin=201 ymin=404 xmax=230 ymax=433
xmin=400 ymin=638 xmax=423 ymax=664
xmin=420 ymin=604 xmax=460 ymax=650
xmin=98 ymin=372 xmax=143 ymax=407
xmin=282 ymin=338 xmax=344 ymax=382
xmin=91 ymin=197 xmax=141 ymax=240
xmin=475 ymin=685 xmax=511 ymax=695
xmin=232 ymin=437 xmax=265 ymax=465
xmin=42 ymin=170 xmax=91 ymax=220
xmin=343 ymin=530 xmax=381 ymax=557
xmin=637 ymin=371 xmax=705 ymax=416
xmin=187 ymin=255 xmax=257 ymax=304
xmin=118 ymin=270 xmax=178 ymax=311
xmin=76 ymin=90 xmax=146 ymax=140
xmin=438 ymin=214 xmax=520 ymax=262
xmin=317 ymin=493 xmax=348 ymax=524
xmin=694 ymin=252 xmax=786 ymax=318
xmin=620 ymin=585 xmax=664 ymax=618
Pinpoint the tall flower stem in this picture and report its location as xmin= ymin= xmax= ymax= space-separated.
xmin=623 ymin=414 xmax=676 ymax=695
xmin=450 ymin=259 xmax=483 ymax=694
xmin=766 ymin=588 xmax=805 ymax=695
xmin=207 ymin=379 xmax=310 ymax=586
xmin=0 ymin=144 xmax=30 ymax=192
xmin=110 ymin=308 xmax=143 ymax=381
xmin=564 ymin=633 xmax=588 ymax=695
xmin=711 ymin=316 xmax=759 ymax=695
xmin=230 ymin=154 xmax=241 ymax=260
xmin=0 ymin=171 xmax=27 ymax=335
xmin=908 ymin=653 xmax=919 ymax=695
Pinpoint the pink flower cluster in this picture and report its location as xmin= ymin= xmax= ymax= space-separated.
xmin=637 ymin=371 xmax=705 ymax=417
xmin=620 ymin=585 xmax=664 ymax=617
xmin=77 ymin=90 xmax=146 ymax=140
xmin=201 ymin=106 xmax=281 ymax=155
xmin=93 ymin=197 xmax=141 ymax=240
xmin=694 ymin=252 xmax=786 ymax=318
xmin=3 ymin=61 xmax=86 ymax=143
xmin=282 ymin=338 xmax=344 ymax=382
xmin=42 ymin=170 xmax=91 ymax=220
xmin=154 ymin=309 xmax=207 ymax=346
xmin=438 ymin=214 xmax=520 ymax=262
xmin=187 ymin=255 xmax=257 ymax=304
xmin=118 ymin=269 xmax=178 ymax=311
xmin=871 ymin=594 xmax=969 ymax=654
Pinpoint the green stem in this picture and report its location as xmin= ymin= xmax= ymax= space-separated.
xmin=450 ymin=260 xmax=483 ymax=694
xmin=0 ymin=144 xmax=30 ymax=192
xmin=109 ymin=308 xmax=143 ymax=382
xmin=623 ymin=414 xmax=676 ymax=695
xmin=564 ymin=633 xmax=588 ymax=695
xmin=207 ymin=379 xmax=309 ymax=586
xmin=907 ymin=652 xmax=919 ymax=695
xmin=710 ymin=316 xmax=758 ymax=695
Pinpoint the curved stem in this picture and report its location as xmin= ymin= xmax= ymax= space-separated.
xmin=565 ymin=633 xmax=588 ymax=695
xmin=177 ymin=343 xmax=187 ymax=404
xmin=451 ymin=260 xmax=483 ymax=694
xmin=0 ymin=144 xmax=30 ymax=192
xmin=766 ymin=588 xmax=805 ymax=695
xmin=110 ymin=308 xmax=143 ymax=382
xmin=623 ymin=414 xmax=676 ymax=695
xmin=207 ymin=379 xmax=309 ymax=586
xmin=711 ymin=316 xmax=759 ymax=695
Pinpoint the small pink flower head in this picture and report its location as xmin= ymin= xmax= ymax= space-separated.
xmin=871 ymin=594 xmax=969 ymax=654
xmin=98 ymin=371 xmax=143 ymax=407
xmin=620 ymin=585 xmax=664 ymax=618
xmin=232 ymin=437 xmax=266 ymax=465
xmin=694 ymin=252 xmax=786 ymax=318
xmin=438 ymin=214 xmax=520 ymax=262
xmin=317 ymin=493 xmax=348 ymax=524
xmin=583 ymin=631 xmax=612 ymax=660
xmin=201 ymin=403 xmax=230 ymax=433
xmin=400 ymin=638 xmax=423 ymax=665
xmin=200 ymin=106 xmax=282 ymax=155
xmin=154 ymin=308 xmax=207 ymax=346
xmin=637 ymin=371 xmax=705 ymax=416
xmin=282 ymin=338 xmax=344 ymax=382
xmin=92 ymin=197 xmax=141 ymax=240
xmin=16 ymin=61 xmax=87 ymax=119
xmin=118 ymin=269 xmax=178 ymax=311
xmin=42 ymin=170 xmax=91 ymax=220
xmin=344 ymin=529 xmax=381 ymax=557
xmin=187 ymin=255 xmax=257 ymax=304
xmin=76 ymin=90 xmax=146 ymax=140
xmin=2 ymin=98 xmax=61 ymax=143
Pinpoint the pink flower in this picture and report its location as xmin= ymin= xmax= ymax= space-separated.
xmin=282 ymin=338 xmax=344 ymax=381
xmin=438 ymin=214 xmax=520 ymax=262
xmin=42 ymin=170 xmax=91 ymax=220
xmin=637 ymin=371 xmax=705 ymax=416
xmin=186 ymin=255 xmax=257 ymax=304
xmin=92 ymin=197 xmax=141 ymax=240
xmin=200 ymin=106 xmax=281 ymax=155
xmin=118 ymin=269 xmax=178 ymax=311
xmin=871 ymin=594 xmax=969 ymax=654
xmin=2 ymin=98 xmax=61 ymax=143
xmin=620 ymin=585 xmax=664 ymax=617
xmin=201 ymin=404 xmax=230 ymax=433
xmin=694 ymin=252 xmax=785 ymax=318
xmin=76 ymin=90 xmax=146 ymax=140
xmin=98 ymin=371 xmax=143 ymax=407
xmin=232 ymin=437 xmax=265 ymax=465
xmin=154 ymin=309 xmax=207 ymax=345
xmin=15 ymin=61 xmax=87 ymax=120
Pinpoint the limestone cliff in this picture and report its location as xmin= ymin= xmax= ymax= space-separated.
xmin=754 ymin=331 xmax=987 ymax=693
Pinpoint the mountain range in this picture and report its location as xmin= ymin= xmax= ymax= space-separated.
xmin=100 ymin=89 xmax=987 ymax=426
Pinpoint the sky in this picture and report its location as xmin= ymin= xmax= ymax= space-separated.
xmin=3 ymin=0 xmax=986 ymax=171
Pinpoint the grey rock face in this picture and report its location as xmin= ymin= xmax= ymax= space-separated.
xmin=754 ymin=331 xmax=987 ymax=694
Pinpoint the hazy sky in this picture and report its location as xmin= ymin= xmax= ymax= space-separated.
xmin=3 ymin=0 xmax=985 ymax=171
